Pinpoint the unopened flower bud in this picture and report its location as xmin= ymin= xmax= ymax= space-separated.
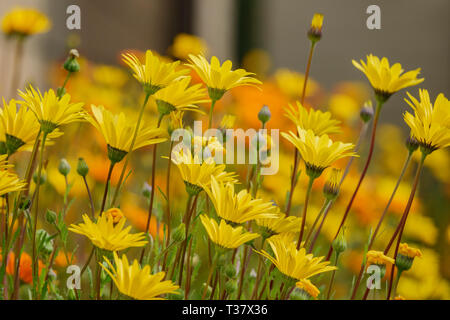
xmin=104 ymin=208 xmax=124 ymax=224
xmin=45 ymin=209 xmax=57 ymax=224
xmin=323 ymin=168 xmax=341 ymax=200
xmin=76 ymin=157 xmax=89 ymax=177
xmin=33 ymin=171 xmax=47 ymax=185
xmin=225 ymin=279 xmax=237 ymax=294
xmin=172 ymin=223 xmax=186 ymax=242
xmin=63 ymin=49 xmax=80 ymax=73
xmin=307 ymin=13 xmax=324 ymax=43
xmin=258 ymin=105 xmax=271 ymax=125
xmin=332 ymin=229 xmax=347 ymax=254
xmin=224 ymin=264 xmax=236 ymax=278
xmin=58 ymin=158 xmax=71 ymax=176
xmin=360 ymin=101 xmax=374 ymax=123
xmin=405 ymin=136 xmax=419 ymax=154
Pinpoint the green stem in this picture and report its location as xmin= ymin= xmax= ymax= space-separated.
xmin=297 ymin=176 xmax=315 ymax=249
xmin=208 ymin=99 xmax=217 ymax=129
xmin=304 ymin=199 xmax=330 ymax=246
xmin=326 ymin=252 xmax=340 ymax=300
xmin=99 ymin=161 xmax=115 ymax=214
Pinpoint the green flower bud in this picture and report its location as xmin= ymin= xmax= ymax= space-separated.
xmin=58 ymin=158 xmax=71 ymax=176
xmin=172 ymin=223 xmax=186 ymax=242
xmin=405 ymin=136 xmax=419 ymax=154
xmin=395 ymin=253 xmax=414 ymax=272
xmin=258 ymin=105 xmax=271 ymax=125
xmin=224 ymin=264 xmax=236 ymax=278
xmin=36 ymin=229 xmax=54 ymax=256
xmin=33 ymin=171 xmax=47 ymax=185
xmin=290 ymin=289 xmax=311 ymax=300
xmin=225 ymin=279 xmax=237 ymax=294
xmin=56 ymin=87 xmax=67 ymax=98
xmin=360 ymin=101 xmax=374 ymax=123
xmin=332 ymin=230 xmax=347 ymax=254
xmin=45 ymin=209 xmax=57 ymax=224
xmin=63 ymin=49 xmax=80 ymax=73
xmin=76 ymin=157 xmax=89 ymax=177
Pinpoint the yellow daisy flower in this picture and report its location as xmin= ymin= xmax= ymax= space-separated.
xmin=87 ymin=105 xmax=167 ymax=163
xmin=256 ymin=212 xmax=302 ymax=235
xmin=366 ymin=250 xmax=395 ymax=266
xmin=284 ymin=101 xmax=341 ymax=136
xmin=101 ymin=252 xmax=179 ymax=300
xmin=254 ymin=235 xmax=336 ymax=281
xmin=171 ymin=149 xmax=237 ymax=196
xmin=352 ymin=55 xmax=424 ymax=101
xmin=153 ymin=76 xmax=209 ymax=116
xmin=0 ymin=98 xmax=62 ymax=155
xmin=1 ymin=7 xmax=50 ymax=37
xmin=308 ymin=13 xmax=324 ymax=42
xmin=187 ymin=54 xmax=262 ymax=101
xmin=274 ymin=68 xmax=319 ymax=99
xmin=207 ymin=176 xmax=279 ymax=224
xmin=18 ymin=86 xmax=85 ymax=134
xmin=296 ymin=279 xmax=320 ymax=299
xmin=200 ymin=215 xmax=260 ymax=249
xmin=0 ymin=155 xmax=26 ymax=196
xmin=69 ymin=214 xmax=147 ymax=251
xmin=282 ymin=128 xmax=356 ymax=176
xmin=404 ymin=89 xmax=450 ymax=154
xmin=122 ymin=50 xmax=189 ymax=94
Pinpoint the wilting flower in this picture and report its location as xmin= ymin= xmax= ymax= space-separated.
xmin=0 ymin=155 xmax=26 ymax=196
xmin=352 ymin=55 xmax=424 ymax=101
xmin=282 ymin=128 xmax=356 ymax=177
xmin=1 ymin=7 xmax=50 ymax=38
xmin=200 ymin=215 xmax=260 ymax=249
xmin=0 ymin=98 xmax=62 ymax=155
xmin=256 ymin=212 xmax=302 ymax=235
xmin=403 ymin=89 xmax=450 ymax=154
xmin=169 ymin=33 xmax=207 ymax=60
xmin=171 ymin=149 xmax=237 ymax=196
xmin=122 ymin=50 xmax=189 ymax=95
xmin=366 ymin=250 xmax=395 ymax=266
xmin=18 ymin=86 xmax=85 ymax=134
xmin=87 ymin=105 xmax=167 ymax=163
xmin=153 ymin=76 xmax=209 ymax=116
xmin=69 ymin=214 xmax=147 ymax=251
xmin=284 ymin=101 xmax=341 ymax=136
xmin=396 ymin=243 xmax=422 ymax=271
xmin=296 ymin=279 xmax=320 ymax=299
xmin=207 ymin=176 xmax=279 ymax=224
xmin=101 ymin=252 xmax=179 ymax=300
xmin=255 ymin=235 xmax=336 ymax=281
xmin=187 ymin=54 xmax=261 ymax=101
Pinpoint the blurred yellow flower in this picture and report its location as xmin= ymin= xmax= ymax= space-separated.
xmin=274 ymin=69 xmax=319 ymax=99
xmin=92 ymin=65 xmax=128 ymax=88
xmin=296 ymin=279 xmax=320 ymax=299
xmin=1 ymin=7 xmax=50 ymax=37
xmin=352 ymin=55 xmax=423 ymax=100
xmin=256 ymin=212 xmax=302 ymax=235
xmin=399 ymin=243 xmax=422 ymax=259
xmin=153 ymin=76 xmax=209 ymax=116
xmin=19 ymin=86 xmax=85 ymax=134
xmin=255 ymin=235 xmax=336 ymax=280
xmin=284 ymin=101 xmax=341 ymax=135
xmin=366 ymin=250 xmax=394 ymax=266
xmin=169 ymin=33 xmax=207 ymax=60
xmin=69 ymin=213 xmax=147 ymax=251
xmin=122 ymin=50 xmax=189 ymax=94
xmin=206 ymin=176 xmax=279 ymax=224
xmin=404 ymin=89 xmax=450 ymax=153
xmin=200 ymin=215 xmax=260 ymax=249
xmin=0 ymin=155 xmax=26 ymax=196
xmin=282 ymin=128 xmax=356 ymax=176
xmin=101 ymin=252 xmax=179 ymax=300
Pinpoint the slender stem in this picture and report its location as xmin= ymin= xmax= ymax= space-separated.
xmin=304 ymin=199 xmax=329 ymax=245
xmin=208 ymin=99 xmax=217 ymax=129
xmin=9 ymin=38 xmax=24 ymax=97
xmin=236 ymin=242 xmax=250 ymax=299
xmin=99 ymin=161 xmax=115 ymax=214
xmin=308 ymin=200 xmax=333 ymax=253
xmin=95 ymin=250 xmax=101 ymax=300
xmin=110 ymin=92 xmax=151 ymax=207
xmin=83 ymin=176 xmax=96 ymax=218
xmin=202 ymin=254 xmax=218 ymax=299
xmin=80 ymin=247 xmax=95 ymax=277
xmin=326 ymin=252 xmax=340 ymax=300
xmin=326 ymin=102 xmax=383 ymax=261
xmin=58 ymin=71 xmax=72 ymax=99
xmin=385 ymin=153 xmax=426 ymax=300
xmin=139 ymin=115 xmax=164 ymax=264
xmin=392 ymin=269 xmax=403 ymax=299
xmin=350 ymin=151 xmax=412 ymax=299
xmin=31 ymin=131 xmax=48 ymax=297
xmin=162 ymin=141 xmax=174 ymax=270
xmin=340 ymin=122 xmax=369 ymax=184
xmin=297 ymin=176 xmax=315 ymax=249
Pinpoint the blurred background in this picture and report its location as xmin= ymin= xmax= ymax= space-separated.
xmin=0 ymin=0 xmax=449 ymax=299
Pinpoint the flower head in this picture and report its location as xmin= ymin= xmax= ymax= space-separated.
xmin=255 ymin=235 xmax=336 ymax=281
xmin=284 ymin=101 xmax=341 ymax=136
xmin=87 ymin=105 xmax=167 ymax=163
xmin=256 ymin=212 xmax=302 ymax=235
xmin=323 ymin=168 xmax=342 ymax=200
xmin=0 ymin=98 xmax=62 ymax=155
xmin=296 ymin=279 xmax=320 ymax=299
xmin=153 ymin=76 xmax=209 ymax=116
xmin=398 ymin=243 xmax=422 ymax=259
xmin=2 ymin=7 xmax=50 ymax=37
xmin=352 ymin=55 xmax=424 ymax=101
xmin=69 ymin=214 xmax=147 ymax=251
xmin=403 ymin=89 xmax=450 ymax=154
xmin=103 ymin=208 xmax=124 ymax=224
xmin=171 ymin=149 xmax=237 ymax=196
xmin=101 ymin=252 xmax=179 ymax=300
xmin=206 ymin=176 xmax=279 ymax=224
xmin=200 ymin=215 xmax=260 ymax=249
xmin=282 ymin=128 xmax=356 ymax=177
xmin=187 ymin=54 xmax=261 ymax=100
xmin=308 ymin=13 xmax=324 ymax=42
xmin=18 ymin=86 xmax=85 ymax=134
xmin=122 ymin=50 xmax=189 ymax=94
xmin=366 ymin=250 xmax=395 ymax=266
xmin=0 ymin=155 xmax=26 ymax=196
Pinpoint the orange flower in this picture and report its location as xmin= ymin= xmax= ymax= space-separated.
xmin=104 ymin=208 xmax=124 ymax=224
xmin=3 ymin=252 xmax=45 ymax=284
